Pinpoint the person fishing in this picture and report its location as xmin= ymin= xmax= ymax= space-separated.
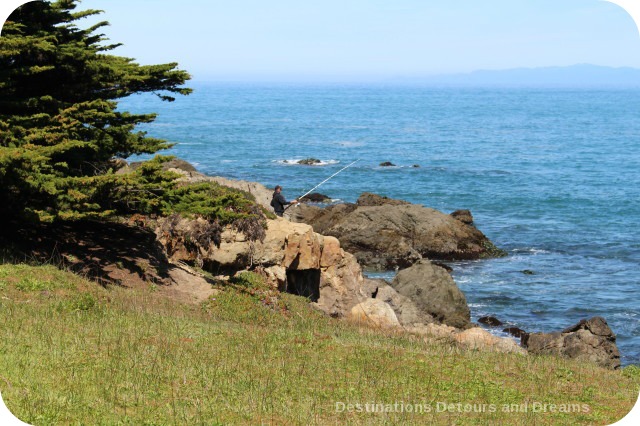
xmin=271 ymin=185 xmax=298 ymax=217
xmin=273 ymin=159 xmax=360 ymax=217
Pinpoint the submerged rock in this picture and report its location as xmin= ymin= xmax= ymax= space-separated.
xmin=478 ymin=316 xmax=503 ymax=327
xmin=297 ymin=158 xmax=322 ymax=165
xmin=523 ymin=316 xmax=621 ymax=369
xmin=503 ymin=327 xmax=528 ymax=339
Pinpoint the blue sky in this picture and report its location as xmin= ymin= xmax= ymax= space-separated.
xmin=3 ymin=0 xmax=640 ymax=81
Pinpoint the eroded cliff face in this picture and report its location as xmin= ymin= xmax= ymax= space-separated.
xmin=155 ymin=216 xmax=368 ymax=317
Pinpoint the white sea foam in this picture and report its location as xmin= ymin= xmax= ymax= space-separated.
xmin=276 ymin=159 xmax=340 ymax=166
xmin=512 ymin=248 xmax=551 ymax=255
xmin=334 ymin=140 xmax=365 ymax=147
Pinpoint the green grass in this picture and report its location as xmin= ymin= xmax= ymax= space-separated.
xmin=0 ymin=264 xmax=638 ymax=425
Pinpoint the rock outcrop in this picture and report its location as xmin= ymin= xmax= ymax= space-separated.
xmin=522 ymin=317 xmax=621 ymax=369
xmin=159 ymin=168 xmax=503 ymax=272
xmin=289 ymin=194 xmax=504 ymax=270
xmin=155 ymin=216 xmax=368 ymax=318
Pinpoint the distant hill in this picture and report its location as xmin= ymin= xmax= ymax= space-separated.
xmin=407 ymin=64 xmax=640 ymax=87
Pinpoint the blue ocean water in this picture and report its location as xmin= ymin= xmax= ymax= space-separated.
xmin=121 ymin=83 xmax=640 ymax=365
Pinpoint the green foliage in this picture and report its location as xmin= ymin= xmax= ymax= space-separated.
xmin=154 ymin=173 xmax=268 ymax=245
xmin=14 ymin=276 xmax=54 ymax=291
xmin=0 ymin=0 xmax=191 ymax=222
xmin=57 ymin=292 xmax=96 ymax=312
xmin=229 ymin=271 xmax=268 ymax=290
xmin=622 ymin=364 xmax=640 ymax=381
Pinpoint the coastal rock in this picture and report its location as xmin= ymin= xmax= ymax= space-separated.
xmin=349 ymin=298 xmax=400 ymax=328
xmin=300 ymin=192 xmax=331 ymax=203
xmin=208 ymin=176 xmax=274 ymax=212
xmin=522 ymin=316 xmax=621 ymax=369
xmin=503 ymin=327 xmax=528 ymax=339
xmin=296 ymin=158 xmax=322 ymax=165
xmin=363 ymin=278 xmax=433 ymax=326
xmin=291 ymin=195 xmax=503 ymax=270
xmin=194 ymin=174 xmax=502 ymax=271
xmin=390 ymin=259 xmax=471 ymax=329
xmin=155 ymin=216 xmax=368 ymax=317
xmin=455 ymin=328 xmax=527 ymax=355
xmin=478 ymin=316 xmax=503 ymax=326
xmin=356 ymin=192 xmax=410 ymax=207
xmin=450 ymin=209 xmax=474 ymax=225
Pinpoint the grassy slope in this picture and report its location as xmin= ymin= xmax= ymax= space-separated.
xmin=0 ymin=264 xmax=638 ymax=425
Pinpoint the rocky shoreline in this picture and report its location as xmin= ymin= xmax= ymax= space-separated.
xmin=137 ymin=159 xmax=622 ymax=369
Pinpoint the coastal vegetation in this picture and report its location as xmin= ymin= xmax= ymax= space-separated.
xmin=0 ymin=263 xmax=638 ymax=424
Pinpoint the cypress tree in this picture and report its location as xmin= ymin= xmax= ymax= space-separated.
xmin=0 ymin=0 xmax=192 ymax=222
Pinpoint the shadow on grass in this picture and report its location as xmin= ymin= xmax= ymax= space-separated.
xmin=0 ymin=220 xmax=171 ymax=287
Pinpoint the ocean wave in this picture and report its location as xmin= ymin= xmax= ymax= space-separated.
xmin=511 ymin=248 xmax=551 ymax=255
xmin=334 ymin=141 xmax=365 ymax=147
xmin=275 ymin=159 xmax=341 ymax=166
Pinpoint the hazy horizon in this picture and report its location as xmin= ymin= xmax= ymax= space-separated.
xmin=2 ymin=1 xmax=640 ymax=84
xmin=182 ymin=64 xmax=640 ymax=86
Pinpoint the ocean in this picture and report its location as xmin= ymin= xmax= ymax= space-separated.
xmin=121 ymin=83 xmax=640 ymax=365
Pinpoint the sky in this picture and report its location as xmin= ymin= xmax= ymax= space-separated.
xmin=1 ymin=0 xmax=640 ymax=82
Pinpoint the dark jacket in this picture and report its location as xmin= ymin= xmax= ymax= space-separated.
xmin=271 ymin=192 xmax=291 ymax=216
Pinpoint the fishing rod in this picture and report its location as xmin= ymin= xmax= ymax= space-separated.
xmin=285 ymin=159 xmax=360 ymax=210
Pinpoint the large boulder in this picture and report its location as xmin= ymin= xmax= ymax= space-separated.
xmin=390 ymin=259 xmax=471 ymax=329
xmin=362 ymin=278 xmax=434 ymax=326
xmin=522 ymin=317 xmax=621 ymax=370
xmin=290 ymin=194 xmax=504 ymax=270
xmin=349 ymin=298 xmax=400 ymax=328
